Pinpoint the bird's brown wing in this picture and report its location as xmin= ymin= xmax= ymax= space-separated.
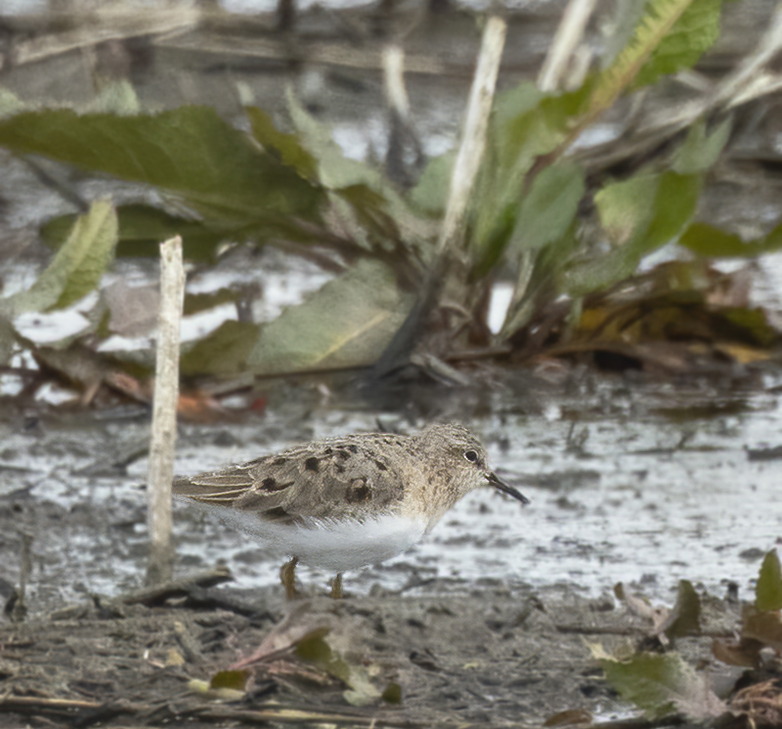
xmin=173 ymin=436 xmax=409 ymax=525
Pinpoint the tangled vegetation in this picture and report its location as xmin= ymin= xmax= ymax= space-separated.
xmin=0 ymin=0 xmax=780 ymax=403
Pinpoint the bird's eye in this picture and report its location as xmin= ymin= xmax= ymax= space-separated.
xmin=464 ymin=450 xmax=479 ymax=463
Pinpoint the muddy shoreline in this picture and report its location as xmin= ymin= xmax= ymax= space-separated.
xmin=0 ymin=575 xmax=742 ymax=728
xmin=0 ymin=376 xmax=774 ymax=726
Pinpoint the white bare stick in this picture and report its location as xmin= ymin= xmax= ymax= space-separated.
xmin=146 ymin=235 xmax=185 ymax=585
xmin=383 ymin=45 xmax=410 ymax=122
xmin=435 ymin=15 xmax=507 ymax=261
xmin=538 ymin=0 xmax=598 ymax=93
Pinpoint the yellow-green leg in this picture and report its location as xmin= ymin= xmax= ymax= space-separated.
xmin=280 ymin=557 xmax=299 ymax=600
xmin=330 ymin=573 xmax=343 ymax=599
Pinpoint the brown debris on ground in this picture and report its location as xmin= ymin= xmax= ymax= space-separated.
xmin=0 ymin=581 xmax=740 ymax=728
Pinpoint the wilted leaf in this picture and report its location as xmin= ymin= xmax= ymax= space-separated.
xmin=543 ymin=708 xmax=592 ymax=726
xmin=248 ymin=259 xmax=415 ymax=376
xmin=679 ymin=222 xmax=782 ymax=258
xmin=3 ymin=200 xmax=117 ymax=317
xmin=295 ymin=632 xmax=381 ymax=706
xmin=176 ymin=390 xmax=226 ymax=423
xmin=180 ymin=321 xmax=259 ymax=376
xmin=590 ymin=644 xmax=726 ymax=721
xmin=659 ymin=579 xmax=701 ymax=640
xmin=712 ymin=636 xmax=763 ymax=667
xmin=741 ymin=604 xmax=782 ymax=654
xmin=0 ymin=106 xmax=323 ymax=222
xmin=713 ymin=342 xmax=771 ymax=365
xmin=756 ymin=550 xmax=782 ymax=612
xmin=165 ymin=648 xmax=186 ymax=667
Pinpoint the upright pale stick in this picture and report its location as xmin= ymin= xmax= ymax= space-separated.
xmin=372 ymin=16 xmax=506 ymax=377
xmin=146 ymin=235 xmax=185 ymax=585
xmin=538 ymin=0 xmax=598 ymax=93
xmin=436 ymin=15 xmax=507 ymax=261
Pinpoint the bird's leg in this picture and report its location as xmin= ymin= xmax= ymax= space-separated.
xmin=330 ymin=573 xmax=343 ymax=599
xmin=280 ymin=557 xmax=300 ymax=600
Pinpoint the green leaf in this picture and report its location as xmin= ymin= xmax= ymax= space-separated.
xmin=0 ymin=317 xmax=15 ymax=366
xmin=511 ymin=163 xmax=585 ymax=252
xmin=408 ymin=150 xmax=455 ymax=216
xmin=500 ymin=217 xmax=580 ymax=337
xmin=83 ymin=79 xmax=140 ymax=116
xmin=596 ymin=174 xmax=659 ymax=247
xmin=295 ymin=630 xmax=381 ymax=706
xmin=3 ymin=200 xmax=117 ymax=316
xmin=246 ymin=105 xmax=318 ymax=181
xmin=587 ymin=0 xmax=694 ymax=116
xmin=679 ymin=221 xmax=782 ymax=258
xmin=673 ymin=117 xmax=732 ymax=174
xmin=209 ymin=670 xmax=249 ymax=691
xmin=0 ymin=87 xmax=24 ymax=119
xmin=0 ymin=106 xmax=323 ymax=222
xmin=471 ymin=82 xmax=591 ymax=267
xmin=566 ymin=171 xmax=701 ymax=295
xmin=286 ymin=91 xmax=422 ymax=256
xmin=590 ymin=645 xmax=725 ymax=720
xmin=248 ymin=259 xmax=415 ymax=376
xmin=634 ymin=0 xmax=724 ymax=88
xmin=43 ymin=204 xmax=245 ymax=261
xmin=716 ymin=307 xmax=779 ymax=348
xmin=288 ymin=90 xmax=385 ymax=193
xmin=662 ymin=579 xmax=701 ymax=640
xmin=179 ymin=320 xmax=259 ymax=376
xmin=756 ymin=550 xmax=782 ymax=612
xmin=381 ymin=682 xmax=403 ymax=704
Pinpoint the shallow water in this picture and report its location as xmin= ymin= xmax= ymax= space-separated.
xmin=1 ymin=375 xmax=780 ymax=613
xmin=1 ymin=0 xmax=781 ymax=616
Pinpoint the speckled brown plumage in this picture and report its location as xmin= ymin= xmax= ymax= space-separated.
xmin=173 ymin=423 xmax=529 ymax=598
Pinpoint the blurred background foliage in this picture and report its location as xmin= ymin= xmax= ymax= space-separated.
xmin=0 ymin=0 xmax=780 ymax=403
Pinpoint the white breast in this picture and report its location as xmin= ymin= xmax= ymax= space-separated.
xmin=198 ymin=505 xmax=429 ymax=572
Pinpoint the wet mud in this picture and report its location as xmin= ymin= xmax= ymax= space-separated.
xmin=0 ymin=575 xmax=741 ymax=728
xmin=0 ymin=377 xmax=778 ymax=726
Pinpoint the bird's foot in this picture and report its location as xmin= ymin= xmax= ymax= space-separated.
xmin=330 ymin=573 xmax=343 ymax=599
xmin=280 ymin=557 xmax=301 ymax=600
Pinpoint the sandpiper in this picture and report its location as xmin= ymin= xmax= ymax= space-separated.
xmin=173 ymin=423 xmax=529 ymax=598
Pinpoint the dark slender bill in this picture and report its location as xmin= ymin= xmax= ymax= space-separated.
xmin=487 ymin=472 xmax=530 ymax=505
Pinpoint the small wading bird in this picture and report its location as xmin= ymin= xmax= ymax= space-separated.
xmin=173 ymin=423 xmax=529 ymax=598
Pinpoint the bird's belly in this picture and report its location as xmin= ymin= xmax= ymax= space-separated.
xmin=203 ymin=507 xmax=428 ymax=571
